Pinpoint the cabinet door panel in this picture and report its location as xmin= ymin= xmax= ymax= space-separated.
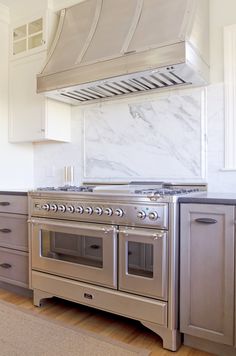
xmin=180 ymin=204 xmax=234 ymax=345
xmin=9 ymin=53 xmax=46 ymax=142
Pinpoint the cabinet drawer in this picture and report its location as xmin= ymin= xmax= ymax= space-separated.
xmin=0 ymin=213 xmax=28 ymax=251
xmin=0 ymin=248 xmax=28 ymax=287
xmin=0 ymin=195 xmax=27 ymax=214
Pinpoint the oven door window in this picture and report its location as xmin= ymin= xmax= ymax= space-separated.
xmin=119 ymin=227 xmax=168 ymax=300
xmin=127 ymin=241 xmax=153 ymax=278
xmin=41 ymin=230 xmax=103 ymax=268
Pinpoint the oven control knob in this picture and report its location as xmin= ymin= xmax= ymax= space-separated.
xmin=50 ymin=204 xmax=58 ymax=212
xmin=95 ymin=207 xmax=103 ymax=215
xmin=76 ymin=206 xmax=84 ymax=214
xmin=58 ymin=204 xmax=66 ymax=212
xmin=115 ymin=209 xmax=124 ymax=217
xmin=41 ymin=204 xmax=50 ymax=211
xmin=149 ymin=211 xmax=159 ymax=220
xmin=85 ymin=207 xmax=93 ymax=215
xmin=104 ymin=208 xmax=113 ymax=216
xmin=137 ymin=211 xmax=146 ymax=219
xmin=67 ymin=205 xmax=75 ymax=213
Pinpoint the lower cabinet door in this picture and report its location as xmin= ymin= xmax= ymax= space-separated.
xmin=180 ymin=204 xmax=235 ymax=346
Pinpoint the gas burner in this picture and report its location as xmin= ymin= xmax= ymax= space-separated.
xmin=37 ymin=185 xmax=94 ymax=192
xmin=134 ymin=187 xmax=200 ymax=196
xmin=37 ymin=186 xmax=57 ymax=191
xmin=56 ymin=185 xmax=94 ymax=192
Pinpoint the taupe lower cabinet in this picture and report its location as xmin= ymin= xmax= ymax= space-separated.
xmin=180 ymin=204 xmax=235 ymax=346
xmin=0 ymin=194 xmax=28 ymax=288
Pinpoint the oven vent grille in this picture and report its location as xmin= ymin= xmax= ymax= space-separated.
xmin=46 ymin=64 xmax=194 ymax=105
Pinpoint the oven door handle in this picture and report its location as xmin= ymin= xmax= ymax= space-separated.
xmin=121 ymin=228 xmax=166 ymax=239
xmin=28 ymin=218 xmax=117 ymax=234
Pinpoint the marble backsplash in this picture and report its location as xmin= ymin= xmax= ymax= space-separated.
xmin=83 ymin=89 xmax=205 ymax=181
xmin=33 ymin=82 xmax=236 ymax=192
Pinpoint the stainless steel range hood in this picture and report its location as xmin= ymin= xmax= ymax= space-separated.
xmin=37 ymin=0 xmax=209 ymax=105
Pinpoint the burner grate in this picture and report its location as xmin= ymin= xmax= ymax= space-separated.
xmin=37 ymin=185 xmax=94 ymax=192
xmin=134 ymin=188 xmax=200 ymax=196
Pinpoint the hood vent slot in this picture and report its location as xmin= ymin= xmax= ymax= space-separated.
xmin=48 ymin=66 xmax=189 ymax=103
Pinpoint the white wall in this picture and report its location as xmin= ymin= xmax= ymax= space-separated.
xmin=52 ymin=0 xmax=84 ymax=11
xmin=0 ymin=4 xmax=33 ymax=190
xmin=210 ymin=0 xmax=236 ymax=83
xmin=9 ymin=0 xmax=49 ymax=22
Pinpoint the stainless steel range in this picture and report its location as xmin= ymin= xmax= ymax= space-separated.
xmin=28 ymin=182 xmax=206 ymax=351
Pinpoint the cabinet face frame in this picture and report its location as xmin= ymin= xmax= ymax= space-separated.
xmin=180 ymin=203 xmax=235 ymax=346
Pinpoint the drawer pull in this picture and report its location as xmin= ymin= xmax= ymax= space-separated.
xmin=195 ymin=218 xmax=217 ymax=224
xmin=90 ymin=244 xmax=100 ymax=250
xmin=0 ymin=263 xmax=12 ymax=269
xmin=0 ymin=202 xmax=10 ymax=206
xmin=0 ymin=228 xmax=12 ymax=233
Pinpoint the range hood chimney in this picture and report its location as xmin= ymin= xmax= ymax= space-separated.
xmin=37 ymin=0 xmax=209 ymax=104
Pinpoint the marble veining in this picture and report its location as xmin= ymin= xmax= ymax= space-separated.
xmin=83 ymin=89 xmax=205 ymax=181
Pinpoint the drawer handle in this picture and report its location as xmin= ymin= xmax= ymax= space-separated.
xmin=0 ymin=228 xmax=12 ymax=233
xmin=195 ymin=218 xmax=217 ymax=224
xmin=0 ymin=263 xmax=12 ymax=269
xmin=90 ymin=244 xmax=100 ymax=250
xmin=0 ymin=202 xmax=10 ymax=206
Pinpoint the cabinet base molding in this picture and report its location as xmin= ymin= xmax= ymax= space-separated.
xmin=0 ymin=282 xmax=32 ymax=298
xmin=184 ymin=334 xmax=236 ymax=356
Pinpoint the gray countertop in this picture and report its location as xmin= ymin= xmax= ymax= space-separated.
xmin=179 ymin=192 xmax=236 ymax=205
xmin=0 ymin=191 xmax=27 ymax=196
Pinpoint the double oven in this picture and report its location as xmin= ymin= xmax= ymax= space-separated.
xmin=30 ymin=198 xmax=168 ymax=300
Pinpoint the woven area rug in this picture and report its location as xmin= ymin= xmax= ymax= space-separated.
xmin=0 ymin=300 xmax=149 ymax=356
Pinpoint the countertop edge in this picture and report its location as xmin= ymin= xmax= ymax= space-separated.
xmin=179 ymin=194 xmax=236 ymax=205
xmin=0 ymin=191 xmax=27 ymax=196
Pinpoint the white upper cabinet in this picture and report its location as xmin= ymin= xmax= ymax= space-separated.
xmin=9 ymin=52 xmax=71 ymax=143
xmin=9 ymin=10 xmax=71 ymax=143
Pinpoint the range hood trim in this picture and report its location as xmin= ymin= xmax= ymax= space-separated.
xmin=38 ymin=42 xmax=188 ymax=92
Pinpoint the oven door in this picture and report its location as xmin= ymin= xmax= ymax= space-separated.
xmin=119 ymin=227 xmax=168 ymax=300
xmin=30 ymin=218 xmax=117 ymax=289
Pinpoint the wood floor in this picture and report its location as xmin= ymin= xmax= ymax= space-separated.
xmin=0 ymin=286 xmax=214 ymax=356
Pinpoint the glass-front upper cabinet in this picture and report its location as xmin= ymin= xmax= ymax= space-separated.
xmin=13 ymin=18 xmax=43 ymax=56
xmin=11 ymin=11 xmax=59 ymax=58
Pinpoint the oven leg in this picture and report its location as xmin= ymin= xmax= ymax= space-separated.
xmin=33 ymin=289 xmax=54 ymax=307
xmin=141 ymin=321 xmax=181 ymax=351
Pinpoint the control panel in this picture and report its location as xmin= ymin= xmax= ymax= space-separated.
xmin=31 ymin=199 xmax=169 ymax=229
